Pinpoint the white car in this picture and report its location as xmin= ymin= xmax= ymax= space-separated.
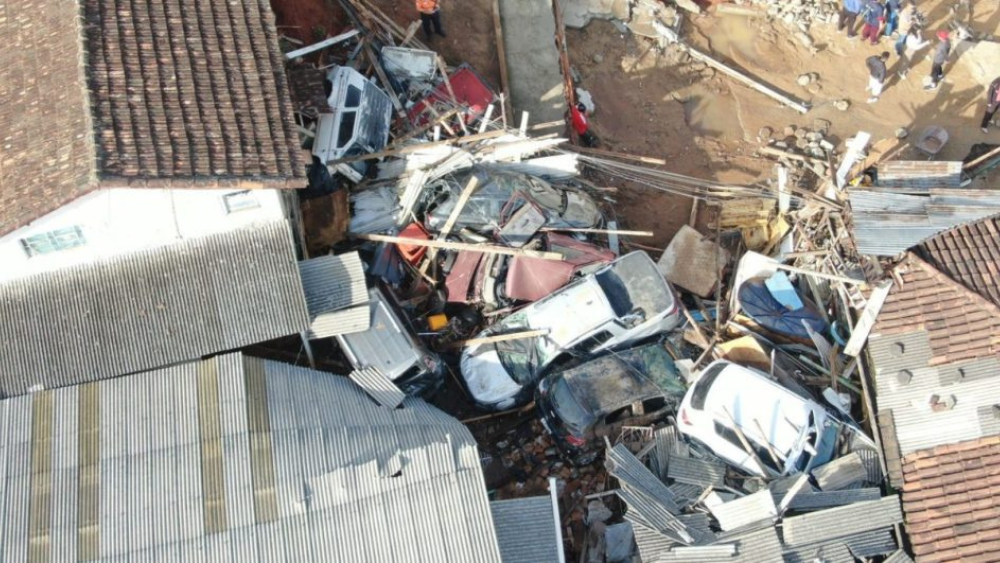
xmin=460 ymin=251 xmax=681 ymax=411
xmin=677 ymin=360 xmax=850 ymax=477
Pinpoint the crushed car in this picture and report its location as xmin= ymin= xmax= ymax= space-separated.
xmin=460 ymin=251 xmax=682 ymax=411
xmin=442 ymin=232 xmax=615 ymax=308
xmin=677 ymin=359 xmax=877 ymax=477
xmin=422 ymin=168 xmax=602 ymax=234
xmin=336 ymin=285 xmax=446 ymax=397
xmin=536 ymin=342 xmax=687 ymax=465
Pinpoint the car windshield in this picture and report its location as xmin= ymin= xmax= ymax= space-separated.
xmin=690 ymin=362 xmax=726 ymax=410
xmin=551 ymin=379 xmax=593 ymax=433
xmin=492 ymin=312 xmax=558 ymax=384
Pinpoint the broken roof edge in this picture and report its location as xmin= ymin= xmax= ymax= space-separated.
xmin=895 ymin=208 xmax=1000 ymax=256
xmin=97 ymin=174 xmax=305 ymax=190
xmin=873 ymin=252 xmax=1000 ymax=342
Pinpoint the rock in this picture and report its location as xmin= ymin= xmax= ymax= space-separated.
xmin=592 ymin=53 xmax=605 ymax=64
xmin=813 ymin=118 xmax=831 ymax=134
xmin=701 ymin=68 xmax=716 ymax=79
xmin=797 ymin=74 xmax=812 ymax=86
xmin=783 ymin=125 xmax=796 ymax=137
xmin=806 ymin=131 xmax=823 ymax=142
xmin=819 ymin=139 xmax=835 ymax=151
xmin=895 ymin=127 xmax=909 ymax=139
xmin=758 ymin=126 xmax=774 ymax=140
xmin=674 ymin=0 xmax=702 ymax=14
xmin=794 ymin=128 xmax=807 ymax=138
xmin=795 ymin=138 xmax=809 ymax=149
xmin=775 ymin=141 xmax=789 ymax=149
xmin=834 ymin=99 xmax=850 ymax=111
xmin=807 ymin=83 xmax=822 ymax=94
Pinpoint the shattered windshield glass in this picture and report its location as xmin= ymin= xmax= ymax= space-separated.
xmin=492 ymin=312 xmax=557 ymax=384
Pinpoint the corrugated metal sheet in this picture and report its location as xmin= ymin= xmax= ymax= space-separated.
xmin=709 ymin=490 xmax=777 ymax=531
xmin=631 ymin=521 xmax=675 ymax=562
xmin=876 ymin=160 xmax=963 ymax=190
xmin=607 ymin=444 xmax=694 ymax=545
xmin=490 ymin=497 xmax=561 ymax=563
xmin=869 ymin=331 xmax=1000 ymax=455
xmin=884 ymin=549 xmax=915 ymax=563
xmin=850 ymin=190 xmax=1000 ymax=256
xmin=656 ymin=544 xmax=735 ymax=562
xmin=0 ymin=353 xmax=503 ymax=562
xmin=811 ymin=452 xmax=866 ymax=491
xmin=780 ymin=488 xmax=882 ymax=511
xmin=781 ymin=496 xmax=903 ymax=546
xmin=0 ymin=221 xmax=309 ymax=397
xmin=651 ymin=426 xmax=682 ymax=480
xmin=667 ymin=455 xmax=726 ymax=488
xmin=299 ymin=252 xmax=371 ymax=339
xmin=782 ymin=541 xmax=854 ymax=563
xmin=349 ymin=367 xmax=406 ymax=408
xmin=844 ymin=528 xmax=897 ymax=558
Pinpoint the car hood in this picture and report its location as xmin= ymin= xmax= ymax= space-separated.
xmin=460 ymin=348 xmax=522 ymax=406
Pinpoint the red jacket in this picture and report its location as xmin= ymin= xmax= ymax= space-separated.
xmin=570 ymin=106 xmax=589 ymax=135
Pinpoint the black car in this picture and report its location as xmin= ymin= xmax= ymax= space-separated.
xmin=536 ymin=342 xmax=687 ymax=465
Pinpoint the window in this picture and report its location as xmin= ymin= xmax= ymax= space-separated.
xmin=689 ymin=362 xmax=726 ymax=410
xmin=345 ymin=84 xmax=362 ymax=108
xmin=713 ymin=420 xmax=780 ymax=472
xmin=337 ymin=111 xmax=357 ymax=148
xmin=578 ymin=330 xmax=614 ymax=353
xmin=20 ymin=226 xmax=86 ymax=257
xmin=222 ymin=190 xmax=260 ymax=214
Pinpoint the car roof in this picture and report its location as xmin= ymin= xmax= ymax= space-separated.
xmin=598 ymin=252 xmax=674 ymax=318
xmin=700 ymin=361 xmax=815 ymax=454
xmin=560 ymin=355 xmax=664 ymax=416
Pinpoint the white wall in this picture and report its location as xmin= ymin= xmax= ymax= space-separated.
xmin=0 ymin=188 xmax=287 ymax=282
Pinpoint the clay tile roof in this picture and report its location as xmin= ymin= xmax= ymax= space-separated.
xmin=0 ymin=0 xmax=98 ymax=236
xmin=0 ymin=0 xmax=302 ymax=237
xmin=874 ymin=252 xmax=1000 ymax=365
xmin=916 ymin=216 xmax=1000 ymax=310
xmin=901 ymin=436 xmax=1000 ymax=563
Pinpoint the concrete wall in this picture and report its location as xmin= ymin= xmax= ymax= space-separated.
xmin=500 ymin=0 xmax=568 ymax=124
xmin=0 ymin=188 xmax=286 ymax=281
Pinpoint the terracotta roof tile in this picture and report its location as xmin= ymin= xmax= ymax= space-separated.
xmin=1 ymin=0 xmax=303 ymax=236
xmin=874 ymin=253 xmax=1000 ymax=364
xmin=901 ymin=438 xmax=1000 ymax=562
xmin=917 ymin=217 xmax=1000 ymax=309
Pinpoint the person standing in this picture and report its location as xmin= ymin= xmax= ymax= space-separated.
xmin=925 ymin=30 xmax=951 ymax=90
xmin=895 ymin=26 xmax=928 ymax=78
xmin=838 ymin=0 xmax=863 ymax=38
xmin=866 ymin=52 xmax=890 ymax=103
xmin=884 ymin=0 xmax=901 ymax=36
xmin=416 ymin=0 xmax=445 ymax=40
xmin=981 ymin=76 xmax=1000 ymax=133
xmin=861 ymin=0 xmax=886 ymax=45
xmin=569 ymin=103 xmax=599 ymax=147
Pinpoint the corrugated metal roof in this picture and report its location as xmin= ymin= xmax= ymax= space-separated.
xmin=781 ymin=496 xmax=903 ymax=546
xmin=0 ymin=353 xmax=502 ymax=562
xmin=0 ymin=221 xmax=309 ymax=397
xmin=875 ymin=160 xmax=963 ymax=190
xmin=657 ymin=544 xmax=735 ymax=562
xmin=844 ymin=528 xmax=898 ymax=558
xmin=782 ymin=541 xmax=854 ymax=563
xmin=709 ymin=490 xmax=777 ymax=532
xmin=299 ymin=252 xmax=371 ymax=339
xmin=811 ymin=452 xmax=867 ymax=491
xmin=490 ymin=497 xmax=561 ymax=563
xmin=349 ymin=367 xmax=407 ymax=409
xmin=869 ymin=331 xmax=1000 ymax=456
xmin=781 ymin=488 xmax=882 ymax=511
xmin=607 ymin=444 xmax=694 ymax=545
xmin=884 ymin=549 xmax=915 ymax=563
xmin=667 ymin=455 xmax=726 ymax=488
xmin=849 ymin=190 xmax=1000 ymax=255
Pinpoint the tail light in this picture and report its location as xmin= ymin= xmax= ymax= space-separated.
xmin=565 ymin=434 xmax=587 ymax=447
xmin=680 ymin=407 xmax=691 ymax=426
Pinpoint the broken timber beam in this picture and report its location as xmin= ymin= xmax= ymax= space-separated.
xmin=353 ymin=233 xmax=566 ymax=260
xmin=327 ymin=129 xmax=509 ymax=165
xmin=363 ymin=43 xmax=408 ymax=122
xmin=436 ymin=57 xmax=470 ymax=135
xmin=652 ymin=21 xmax=810 ymax=114
xmin=284 ymin=29 xmax=360 ymax=60
xmin=492 ymin=0 xmax=514 ymax=120
xmin=564 ymin=145 xmax=667 ymax=166
xmin=760 ymin=146 xmax=827 ymax=167
xmin=447 ymin=329 xmax=550 ymax=349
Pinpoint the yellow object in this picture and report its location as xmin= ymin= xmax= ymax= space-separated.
xmin=428 ymin=313 xmax=448 ymax=331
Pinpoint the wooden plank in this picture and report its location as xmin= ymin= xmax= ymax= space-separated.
xmin=760 ymin=146 xmax=827 ymax=167
xmin=327 ymin=129 xmax=509 ymax=165
xmin=775 ymin=263 xmax=867 ymax=286
xmin=843 ymin=280 xmax=893 ymax=356
xmin=284 ymin=29 xmax=360 ymax=59
xmin=539 ymin=227 xmax=653 ymax=236
xmin=563 ymin=144 xmax=668 ymax=166
xmin=421 ymin=176 xmax=481 ymax=275
xmin=363 ymin=43 xmax=408 ymax=121
xmin=492 ymin=0 xmax=514 ymax=120
xmin=401 ymin=21 xmax=421 ymax=46
xmin=447 ymin=329 xmax=550 ymax=349
xmin=436 ymin=56 xmax=470 ymax=135
xmin=388 ymin=107 xmax=461 ymax=148
xmin=353 ymin=233 xmax=566 ymax=260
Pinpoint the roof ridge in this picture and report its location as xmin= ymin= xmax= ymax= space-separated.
xmin=902 ymin=251 xmax=1000 ymax=320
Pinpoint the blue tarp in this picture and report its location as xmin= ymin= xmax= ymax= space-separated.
xmin=738 ymin=279 xmax=827 ymax=340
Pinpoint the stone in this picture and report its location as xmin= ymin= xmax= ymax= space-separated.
xmin=797 ymin=73 xmax=812 ymax=86
xmin=834 ymin=99 xmax=850 ymax=111
xmin=807 ymin=83 xmax=822 ymax=94
xmin=812 ymin=118 xmax=831 ymax=134
xmin=783 ymin=125 xmax=796 ymax=137
xmin=795 ymin=138 xmax=809 ymax=149
xmin=806 ymin=131 xmax=823 ymax=142
xmin=758 ymin=126 xmax=774 ymax=140
xmin=794 ymin=128 xmax=807 ymax=138
xmin=775 ymin=141 xmax=789 ymax=148
xmin=593 ymin=53 xmax=605 ymax=64
xmin=895 ymin=127 xmax=908 ymax=139
xmin=674 ymin=0 xmax=702 ymax=14
xmin=819 ymin=139 xmax=835 ymax=150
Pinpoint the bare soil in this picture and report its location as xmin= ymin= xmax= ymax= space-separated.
xmin=271 ymin=0 xmax=349 ymax=44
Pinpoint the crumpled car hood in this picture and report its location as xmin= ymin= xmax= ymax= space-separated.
xmin=460 ymin=347 xmax=522 ymax=406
